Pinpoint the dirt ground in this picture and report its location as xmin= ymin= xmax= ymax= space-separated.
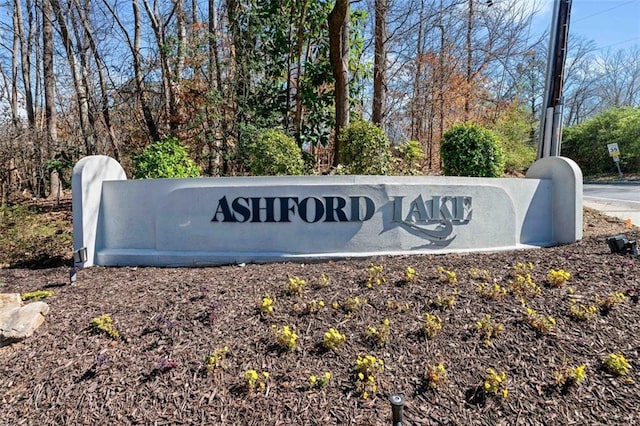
xmin=0 ymin=206 xmax=639 ymax=425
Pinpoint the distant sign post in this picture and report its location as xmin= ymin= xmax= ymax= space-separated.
xmin=607 ymin=143 xmax=624 ymax=180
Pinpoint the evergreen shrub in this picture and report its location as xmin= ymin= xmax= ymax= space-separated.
xmin=441 ymin=123 xmax=505 ymax=177
xmin=134 ymin=136 xmax=200 ymax=179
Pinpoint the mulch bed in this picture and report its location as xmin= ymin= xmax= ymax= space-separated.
xmin=1 ymin=208 xmax=639 ymax=425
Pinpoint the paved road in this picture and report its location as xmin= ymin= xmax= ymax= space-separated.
xmin=583 ymin=183 xmax=640 ymax=224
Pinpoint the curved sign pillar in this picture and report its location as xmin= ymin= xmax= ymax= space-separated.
xmin=73 ymin=156 xmax=582 ymax=267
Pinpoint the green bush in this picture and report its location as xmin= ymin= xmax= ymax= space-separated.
xmin=395 ymin=140 xmax=425 ymax=175
xmin=244 ymin=129 xmax=305 ymax=176
xmin=134 ymin=136 xmax=200 ymax=179
xmin=492 ymin=105 xmax=537 ymax=173
xmin=562 ymin=107 xmax=640 ymax=176
xmin=441 ymin=123 xmax=505 ymax=177
xmin=338 ymin=120 xmax=394 ymax=175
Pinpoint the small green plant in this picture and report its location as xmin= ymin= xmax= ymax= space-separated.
xmin=21 ymin=290 xmax=54 ymax=301
xmin=366 ymin=263 xmax=387 ymax=288
xmin=385 ymin=299 xmax=410 ymax=312
xmin=603 ymin=353 xmax=631 ymax=376
xmin=318 ymin=273 xmax=330 ymax=288
xmin=323 ymin=327 xmax=346 ymax=350
xmin=475 ymin=314 xmax=505 ymax=346
xmin=509 ymin=273 xmax=541 ymax=298
xmin=429 ymin=290 xmax=458 ymax=310
xmin=244 ymin=369 xmax=270 ymax=392
xmin=260 ymin=295 xmax=275 ymax=314
xmin=555 ymin=363 xmax=587 ymax=387
xmin=470 ymin=268 xmax=492 ymax=282
xmin=568 ymin=300 xmax=597 ymax=321
xmin=294 ymin=299 xmax=325 ymax=315
xmin=335 ymin=296 xmax=367 ymax=313
xmin=524 ymin=307 xmax=556 ymax=334
xmin=426 ymin=363 xmax=447 ymax=389
xmin=436 ymin=266 xmax=458 ymax=285
xmin=547 ymin=269 xmax=571 ymax=287
xmin=365 ymin=318 xmax=391 ymax=346
xmin=475 ymin=283 xmax=507 ymax=301
xmin=286 ymin=276 xmax=307 ymax=294
xmin=597 ymin=292 xmax=626 ymax=312
xmin=513 ymin=262 xmax=534 ymax=276
xmin=483 ymin=368 xmax=508 ymax=398
xmin=355 ymin=354 xmax=385 ymax=399
xmin=424 ymin=312 xmax=443 ymax=339
xmin=404 ymin=266 xmax=417 ymax=283
xmin=205 ymin=346 xmax=229 ymax=373
xmin=134 ymin=135 xmax=200 ymax=179
xmin=89 ymin=314 xmax=120 ymax=339
xmin=271 ymin=325 xmax=298 ymax=351
xmin=308 ymin=372 xmax=332 ymax=389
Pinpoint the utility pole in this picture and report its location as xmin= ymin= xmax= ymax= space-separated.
xmin=538 ymin=0 xmax=572 ymax=158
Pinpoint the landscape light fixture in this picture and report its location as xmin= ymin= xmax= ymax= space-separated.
xmin=70 ymin=247 xmax=88 ymax=284
xmin=606 ymin=235 xmax=638 ymax=256
xmin=389 ymin=394 xmax=405 ymax=426
xmin=73 ymin=247 xmax=88 ymax=264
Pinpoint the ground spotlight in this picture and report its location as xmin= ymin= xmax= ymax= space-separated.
xmin=70 ymin=247 xmax=88 ymax=284
xmin=606 ymin=235 xmax=638 ymax=256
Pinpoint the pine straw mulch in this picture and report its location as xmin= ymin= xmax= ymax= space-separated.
xmin=0 ymin=208 xmax=639 ymax=425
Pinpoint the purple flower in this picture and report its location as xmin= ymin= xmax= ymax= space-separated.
xmin=95 ymin=353 xmax=109 ymax=367
xmin=156 ymin=358 xmax=179 ymax=371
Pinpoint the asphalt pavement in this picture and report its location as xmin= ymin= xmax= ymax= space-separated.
xmin=583 ymin=183 xmax=640 ymax=225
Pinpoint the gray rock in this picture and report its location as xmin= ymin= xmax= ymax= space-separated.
xmin=0 ymin=293 xmax=21 ymax=310
xmin=0 ymin=293 xmax=50 ymax=343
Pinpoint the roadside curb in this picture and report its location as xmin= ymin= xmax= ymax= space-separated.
xmin=583 ymin=180 xmax=640 ymax=186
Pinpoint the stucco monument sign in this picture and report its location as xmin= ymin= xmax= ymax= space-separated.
xmin=72 ymin=155 xmax=582 ymax=267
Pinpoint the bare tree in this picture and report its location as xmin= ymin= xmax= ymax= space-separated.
xmin=595 ymin=48 xmax=640 ymax=110
xmin=50 ymin=0 xmax=96 ymax=155
xmin=72 ymin=0 xmax=120 ymax=160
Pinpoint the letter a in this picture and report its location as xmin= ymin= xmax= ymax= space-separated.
xmin=212 ymin=196 xmax=236 ymax=222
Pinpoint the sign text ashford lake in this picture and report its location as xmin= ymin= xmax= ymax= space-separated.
xmin=212 ymin=194 xmax=473 ymax=243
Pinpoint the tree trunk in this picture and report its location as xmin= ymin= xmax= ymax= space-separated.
xmin=464 ymin=0 xmax=473 ymax=120
xmin=372 ymin=0 xmax=387 ymax=126
xmin=15 ymin=0 xmax=35 ymax=126
xmin=208 ymin=0 xmax=229 ymax=174
xmin=43 ymin=0 xmax=61 ymax=201
xmin=10 ymin=6 xmax=20 ymax=126
xmin=328 ymin=0 xmax=349 ymax=166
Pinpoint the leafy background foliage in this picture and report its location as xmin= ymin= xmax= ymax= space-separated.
xmin=562 ymin=107 xmax=640 ymax=175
